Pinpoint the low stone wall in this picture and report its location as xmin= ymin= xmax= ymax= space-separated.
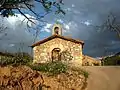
xmin=82 ymin=55 xmax=101 ymax=66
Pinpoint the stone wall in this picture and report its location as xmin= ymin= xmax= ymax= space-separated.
xmin=33 ymin=38 xmax=83 ymax=65
xmin=82 ymin=55 xmax=101 ymax=66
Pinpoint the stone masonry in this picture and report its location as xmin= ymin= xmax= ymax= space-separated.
xmin=31 ymin=23 xmax=101 ymax=66
xmin=33 ymin=37 xmax=83 ymax=65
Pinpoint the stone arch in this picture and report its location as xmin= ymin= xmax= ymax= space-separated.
xmin=49 ymin=44 xmax=64 ymax=53
xmin=52 ymin=24 xmax=62 ymax=35
xmin=51 ymin=48 xmax=61 ymax=62
xmin=48 ymin=43 xmax=64 ymax=61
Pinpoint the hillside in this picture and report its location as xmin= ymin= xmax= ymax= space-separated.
xmin=101 ymin=53 xmax=120 ymax=65
xmin=1 ymin=63 xmax=120 ymax=90
xmin=0 ymin=65 xmax=88 ymax=90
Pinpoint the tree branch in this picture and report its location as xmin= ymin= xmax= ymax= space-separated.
xmin=17 ymin=8 xmax=36 ymax=24
xmin=24 ymin=2 xmax=38 ymax=17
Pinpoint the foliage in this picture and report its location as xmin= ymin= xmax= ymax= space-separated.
xmin=0 ymin=0 xmax=65 ymax=40
xmin=0 ymin=0 xmax=65 ymax=17
xmin=80 ymin=69 xmax=89 ymax=79
xmin=96 ymin=13 xmax=120 ymax=38
xmin=0 ymin=52 xmax=32 ymax=66
xmin=0 ymin=56 xmax=13 ymax=66
xmin=29 ymin=61 xmax=68 ymax=75
xmin=12 ymin=52 xmax=33 ymax=66
xmin=60 ymin=50 xmax=73 ymax=62
xmin=70 ymin=67 xmax=89 ymax=79
xmin=101 ymin=55 xmax=120 ymax=66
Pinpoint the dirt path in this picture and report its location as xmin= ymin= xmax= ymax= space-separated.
xmin=81 ymin=66 xmax=120 ymax=90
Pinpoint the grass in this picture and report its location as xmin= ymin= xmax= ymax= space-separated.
xmin=0 ymin=54 xmax=89 ymax=78
xmin=80 ymin=69 xmax=89 ymax=78
xmin=28 ymin=61 xmax=68 ymax=75
xmin=70 ymin=67 xmax=89 ymax=79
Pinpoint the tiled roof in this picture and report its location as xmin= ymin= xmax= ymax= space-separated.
xmin=31 ymin=34 xmax=84 ymax=47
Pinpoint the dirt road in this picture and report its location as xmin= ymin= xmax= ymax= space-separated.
xmin=81 ymin=66 xmax=120 ymax=90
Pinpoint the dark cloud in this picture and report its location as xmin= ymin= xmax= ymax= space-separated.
xmin=0 ymin=15 xmax=38 ymax=54
xmin=0 ymin=0 xmax=120 ymax=57
xmin=43 ymin=0 xmax=120 ymax=57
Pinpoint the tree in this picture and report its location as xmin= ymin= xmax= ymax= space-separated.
xmin=97 ymin=12 xmax=120 ymax=38
xmin=0 ymin=0 xmax=65 ymax=41
xmin=0 ymin=0 xmax=65 ymax=20
xmin=0 ymin=23 xmax=8 ymax=40
xmin=101 ymin=54 xmax=120 ymax=66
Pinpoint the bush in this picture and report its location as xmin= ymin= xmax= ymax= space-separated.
xmin=0 ymin=52 xmax=32 ymax=66
xmin=29 ymin=61 xmax=68 ymax=75
xmin=102 ymin=55 xmax=120 ymax=66
xmin=80 ymin=69 xmax=89 ymax=79
xmin=70 ymin=67 xmax=89 ymax=79
xmin=0 ymin=56 xmax=14 ymax=66
xmin=12 ymin=52 xmax=32 ymax=66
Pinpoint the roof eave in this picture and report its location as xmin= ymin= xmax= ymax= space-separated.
xmin=31 ymin=35 xmax=84 ymax=47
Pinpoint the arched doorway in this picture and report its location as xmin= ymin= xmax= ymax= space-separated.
xmin=51 ymin=48 xmax=61 ymax=62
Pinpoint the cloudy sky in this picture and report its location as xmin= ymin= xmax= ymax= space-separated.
xmin=0 ymin=0 xmax=120 ymax=57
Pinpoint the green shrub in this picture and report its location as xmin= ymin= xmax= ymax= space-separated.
xmin=29 ymin=61 xmax=68 ymax=75
xmin=102 ymin=55 xmax=120 ymax=66
xmin=70 ymin=67 xmax=89 ymax=79
xmin=0 ymin=56 xmax=14 ymax=66
xmin=80 ymin=69 xmax=89 ymax=78
xmin=0 ymin=52 xmax=32 ymax=66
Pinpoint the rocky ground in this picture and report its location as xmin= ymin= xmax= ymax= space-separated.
xmin=0 ymin=65 xmax=87 ymax=90
xmin=1 ymin=65 xmax=120 ymax=90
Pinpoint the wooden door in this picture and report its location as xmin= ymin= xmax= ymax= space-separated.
xmin=52 ymin=48 xmax=61 ymax=62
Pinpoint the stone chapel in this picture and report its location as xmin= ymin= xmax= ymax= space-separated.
xmin=31 ymin=23 xmax=101 ymax=66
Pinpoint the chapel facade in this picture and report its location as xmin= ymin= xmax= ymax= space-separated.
xmin=31 ymin=23 xmax=84 ymax=66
